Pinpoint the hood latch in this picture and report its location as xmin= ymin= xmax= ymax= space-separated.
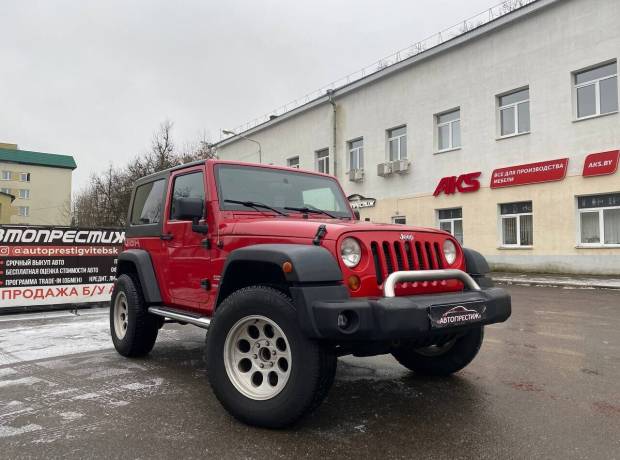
xmin=312 ymin=224 xmax=327 ymax=246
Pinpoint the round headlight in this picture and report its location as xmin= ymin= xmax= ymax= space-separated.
xmin=443 ymin=239 xmax=457 ymax=265
xmin=340 ymin=237 xmax=362 ymax=268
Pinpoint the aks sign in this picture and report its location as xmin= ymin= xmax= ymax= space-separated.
xmin=433 ymin=172 xmax=481 ymax=196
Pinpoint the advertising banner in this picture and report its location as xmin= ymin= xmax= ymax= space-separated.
xmin=490 ymin=158 xmax=568 ymax=189
xmin=0 ymin=226 xmax=125 ymax=310
xmin=582 ymin=150 xmax=620 ymax=177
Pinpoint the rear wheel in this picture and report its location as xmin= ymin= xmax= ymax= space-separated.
xmin=206 ymin=286 xmax=336 ymax=428
xmin=391 ymin=327 xmax=484 ymax=376
xmin=110 ymin=274 xmax=159 ymax=357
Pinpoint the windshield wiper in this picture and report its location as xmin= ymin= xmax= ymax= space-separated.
xmin=284 ymin=205 xmax=336 ymax=218
xmin=224 ymin=199 xmax=288 ymax=216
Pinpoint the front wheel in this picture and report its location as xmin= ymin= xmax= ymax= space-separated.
xmin=391 ymin=327 xmax=484 ymax=376
xmin=206 ymin=286 xmax=336 ymax=428
xmin=110 ymin=274 xmax=159 ymax=357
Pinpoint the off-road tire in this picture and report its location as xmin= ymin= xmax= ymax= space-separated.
xmin=110 ymin=274 xmax=159 ymax=357
xmin=391 ymin=327 xmax=484 ymax=376
xmin=206 ymin=286 xmax=337 ymax=428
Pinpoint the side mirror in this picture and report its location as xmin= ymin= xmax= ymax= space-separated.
xmin=172 ymin=197 xmax=209 ymax=234
xmin=172 ymin=196 xmax=204 ymax=221
xmin=353 ymin=210 xmax=360 ymax=220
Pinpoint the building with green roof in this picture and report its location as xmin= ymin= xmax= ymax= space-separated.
xmin=0 ymin=143 xmax=76 ymax=225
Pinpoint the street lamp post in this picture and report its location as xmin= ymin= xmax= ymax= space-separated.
xmin=222 ymin=130 xmax=262 ymax=164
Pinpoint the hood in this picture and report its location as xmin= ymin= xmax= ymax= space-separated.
xmin=226 ymin=216 xmax=448 ymax=241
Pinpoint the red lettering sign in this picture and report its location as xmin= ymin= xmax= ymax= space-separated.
xmin=434 ymin=172 xmax=481 ymax=196
xmin=582 ymin=150 xmax=619 ymax=177
xmin=490 ymin=158 xmax=568 ymax=189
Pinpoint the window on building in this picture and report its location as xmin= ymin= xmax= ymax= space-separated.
xmin=499 ymin=88 xmax=530 ymax=136
xmin=169 ymin=172 xmax=205 ymax=220
xmin=287 ymin=156 xmax=300 ymax=169
xmin=387 ymin=126 xmax=407 ymax=161
xmin=500 ymin=201 xmax=533 ymax=247
xmin=436 ymin=109 xmax=461 ymax=151
xmin=578 ymin=193 xmax=620 ymax=246
xmin=438 ymin=208 xmax=463 ymax=244
xmin=392 ymin=216 xmax=406 ymax=225
xmin=20 ymin=172 xmax=30 ymax=182
xmin=1 ymin=171 xmax=11 ymax=181
xmin=348 ymin=138 xmax=364 ymax=171
xmin=18 ymin=189 xmax=30 ymax=200
xmin=316 ymin=149 xmax=329 ymax=174
xmin=574 ymin=61 xmax=618 ymax=119
xmin=0 ymin=188 xmax=10 ymax=194
xmin=130 ymin=179 xmax=166 ymax=225
xmin=18 ymin=206 xmax=29 ymax=217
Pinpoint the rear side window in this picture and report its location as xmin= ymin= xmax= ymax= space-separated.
xmin=130 ymin=179 xmax=166 ymax=225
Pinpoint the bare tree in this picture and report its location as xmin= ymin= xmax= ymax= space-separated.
xmin=72 ymin=121 xmax=214 ymax=228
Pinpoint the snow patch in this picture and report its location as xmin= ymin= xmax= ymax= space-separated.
xmin=0 ymin=368 xmax=18 ymax=378
xmin=59 ymin=411 xmax=84 ymax=422
xmin=0 ymin=313 xmax=111 ymax=365
xmin=122 ymin=378 xmax=164 ymax=391
xmin=3 ymin=400 xmax=24 ymax=408
xmin=0 ymin=376 xmax=45 ymax=388
xmin=72 ymin=392 xmax=100 ymax=400
xmin=0 ymin=423 xmax=42 ymax=438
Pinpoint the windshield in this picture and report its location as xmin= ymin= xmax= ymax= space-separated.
xmin=216 ymin=164 xmax=352 ymax=218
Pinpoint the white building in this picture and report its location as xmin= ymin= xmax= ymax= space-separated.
xmin=215 ymin=0 xmax=620 ymax=275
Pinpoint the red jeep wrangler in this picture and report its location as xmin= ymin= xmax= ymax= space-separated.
xmin=111 ymin=160 xmax=511 ymax=428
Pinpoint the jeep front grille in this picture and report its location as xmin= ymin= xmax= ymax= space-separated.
xmin=370 ymin=239 xmax=445 ymax=285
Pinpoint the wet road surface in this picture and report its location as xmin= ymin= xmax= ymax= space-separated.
xmin=1 ymin=285 xmax=619 ymax=459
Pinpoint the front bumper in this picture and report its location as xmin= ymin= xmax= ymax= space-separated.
xmin=290 ymin=281 xmax=511 ymax=341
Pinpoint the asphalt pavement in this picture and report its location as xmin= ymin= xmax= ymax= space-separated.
xmin=1 ymin=285 xmax=619 ymax=459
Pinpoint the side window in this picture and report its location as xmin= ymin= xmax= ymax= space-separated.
xmin=287 ymin=156 xmax=300 ymax=169
xmin=169 ymin=172 xmax=205 ymax=219
xmin=574 ymin=61 xmax=617 ymax=119
xmin=315 ymin=149 xmax=330 ymax=174
xmin=499 ymin=201 xmax=533 ymax=247
xmin=437 ymin=208 xmax=463 ymax=243
xmin=130 ymin=179 xmax=166 ymax=225
xmin=498 ymin=88 xmax=530 ymax=137
xmin=387 ymin=126 xmax=407 ymax=161
xmin=436 ymin=109 xmax=461 ymax=151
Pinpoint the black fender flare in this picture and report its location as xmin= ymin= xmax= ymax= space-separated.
xmin=463 ymin=248 xmax=493 ymax=288
xmin=215 ymin=243 xmax=344 ymax=306
xmin=117 ymin=249 xmax=162 ymax=304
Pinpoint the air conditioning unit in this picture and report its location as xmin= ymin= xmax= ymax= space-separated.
xmin=377 ymin=162 xmax=392 ymax=177
xmin=349 ymin=169 xmax=364 ymax=182
xmin=392 ymin=159 xmax=410 ymax=174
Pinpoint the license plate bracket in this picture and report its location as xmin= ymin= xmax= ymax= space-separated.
xmin=428 ymin=301 xmax=486 ymax=329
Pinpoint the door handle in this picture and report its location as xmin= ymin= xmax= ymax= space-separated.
xmin=160 ymin=233 xmax=174 ymax=241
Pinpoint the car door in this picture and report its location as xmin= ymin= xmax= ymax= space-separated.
xmin=161 ymin=166 xmax=211 ymax=310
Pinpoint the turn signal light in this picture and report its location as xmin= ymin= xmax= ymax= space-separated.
xmin=282 ymin=261 xmax=293 ymax=273
xmin=347 ymin=275 xmax=361 ymax=291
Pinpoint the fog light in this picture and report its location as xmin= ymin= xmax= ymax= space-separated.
xmin=337 ymin=310 xmax=359 ymax=333
xmin=337 ymin=313 xmax=349 ymax=329
xmin=347 ymin=275 xmax=361 ymax=291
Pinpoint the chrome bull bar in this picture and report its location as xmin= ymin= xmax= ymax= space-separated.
xmin=383 ymin=269 xmax=481 ymax=298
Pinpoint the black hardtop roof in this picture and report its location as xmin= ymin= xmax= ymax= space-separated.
xmin=133 ymin=159 xmax=207 ymax=187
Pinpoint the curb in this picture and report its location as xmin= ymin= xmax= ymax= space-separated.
xmin=490 ymin=274 xmax=620 ymax=290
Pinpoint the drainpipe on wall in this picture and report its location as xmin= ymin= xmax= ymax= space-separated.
xmin=326 ymin=89 xmax=337 ymax=178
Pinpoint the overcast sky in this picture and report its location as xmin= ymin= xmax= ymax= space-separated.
xmin=1 ymin=0 xmax=497 ymax=191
